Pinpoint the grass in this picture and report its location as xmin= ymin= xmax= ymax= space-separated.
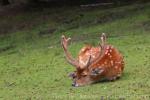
xmin=0 ymin=3 xmax=150 ymax=100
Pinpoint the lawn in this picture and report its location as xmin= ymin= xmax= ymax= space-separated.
xmin=0 ymin=3 xmax=150 ymax=100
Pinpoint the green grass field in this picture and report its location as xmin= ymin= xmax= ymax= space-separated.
xmin=0 ymin=3 xmax=150 ymax=100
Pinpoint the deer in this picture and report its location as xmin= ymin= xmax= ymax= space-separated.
xmin=61 ymin=33 xmax=124 ymax=87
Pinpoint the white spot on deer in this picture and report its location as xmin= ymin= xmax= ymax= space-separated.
xmin=110 ymin=49 xmax=112 ymax=52
xmin=111 ymin=46 xmax=114 ymax=49
xmin=105 ymin=50 xmax=108 ymax=54
xmin=110 ymin=60 xmax=114 ymax=66
xmin=107 ymin=53 xmax=110 ymax=56
xmin=104 ymin=61 xmax=107 ymax=65
xmin=92 ymin=55 xmax=95 ymax=58
xmin=109 ymin=55 xmax=112 ymax=58
xmin=107 ymin=46 xmax=109 ymax=50
xmin=115 ymin=66 xmax=118 ymax=69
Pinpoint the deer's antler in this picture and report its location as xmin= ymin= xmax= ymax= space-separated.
xmin=85 ymin=33 xmax=107 ymax=69
xmin=61 ymin=33 xmax=106 ymax=70
xmin=61 ymin=35 xmax=80 ymax=69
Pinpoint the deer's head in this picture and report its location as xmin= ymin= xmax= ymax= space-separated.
xmin=61 ymin=33 xmax=124 ymax=87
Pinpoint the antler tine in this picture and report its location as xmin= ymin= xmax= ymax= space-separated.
xmin=101 ymin=33 xmax=106 ymax=46
xmin=84 ymin=55 xmax=92 ymax=68
xmin=61 ymin=35 xmax=80 ymax=69
xmin=85 ymin=33 xmax=107 ymax=69
xmin=61 ymin=35 xmax=70 ymax=50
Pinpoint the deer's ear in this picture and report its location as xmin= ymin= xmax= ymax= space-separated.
xmin=68 ymin=72 xmax=76 ymax=79
xmin=90 ymin=68 xmax=104 ymax=76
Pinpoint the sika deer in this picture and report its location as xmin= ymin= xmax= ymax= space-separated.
xmin=61 ymin=33 xmax=124 ymax=87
